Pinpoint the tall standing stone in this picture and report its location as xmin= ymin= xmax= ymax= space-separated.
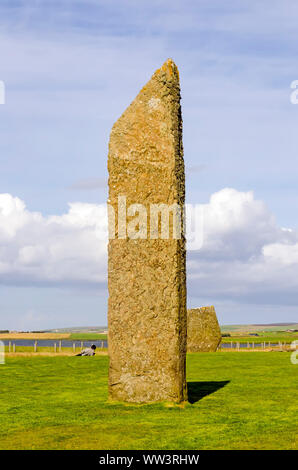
xmin=107 ymin=59 xmax=187 ymax=403
xmin=187 ymin=306 xmax=222 ymax=352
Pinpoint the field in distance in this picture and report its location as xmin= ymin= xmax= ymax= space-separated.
xmin=220 ymin=322 xmax=298 ymax=344
xmin=1 ymin=352 xmax=297 ymax=450
xmin=221 ymin=322 xmax=298 ymax=333
xmin=0 ymin=332 xmax=107 ymax=341
xmin=1 ymin=323 xmax=297 ymax=343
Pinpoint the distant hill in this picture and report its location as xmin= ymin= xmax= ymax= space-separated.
xmin=220 ymin=323 xmax=298 ymax=333
xmin=40 ymin=322 xmax=298 ymax=335
xmin=45 ymin=326 xmax=108 ymax=333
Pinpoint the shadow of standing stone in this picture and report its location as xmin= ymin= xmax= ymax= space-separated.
xmin=187 ymin=380 xmax=230 ymax=404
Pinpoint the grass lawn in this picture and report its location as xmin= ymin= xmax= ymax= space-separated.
xmin=0 ymin=352 xmax=297 ymax=450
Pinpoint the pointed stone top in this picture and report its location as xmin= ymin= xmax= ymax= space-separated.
xmin=138 ymin=58 xmax=180 ymax=94
xmin=112 ymin=59 xmax=181 ymax=127
xmin=153 ymin=58 xmax=179 ymax=81
xmin=109 ymin=58 xmax=183 ymax=176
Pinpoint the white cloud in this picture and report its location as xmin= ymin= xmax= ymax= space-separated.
xmin=198 ymin=188 xmax=282 ymax=260
xmin=187 ymin=188 xmax=298 ymax=306
xmin=0 ymin=193 xmax=108 ymax=286
xmin=263 ymin=242 xmax=298 ymax=266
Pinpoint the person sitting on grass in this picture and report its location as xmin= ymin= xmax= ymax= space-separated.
xmin=76 ymin=344 xmax=96 ymax=356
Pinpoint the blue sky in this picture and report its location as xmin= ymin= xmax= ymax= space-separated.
xmin=1 ymin=0 xmax=298 ymax=329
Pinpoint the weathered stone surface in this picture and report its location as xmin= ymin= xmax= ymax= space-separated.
xmin=107 ymin=59 xmax=187 ymax=403
xmin=187 ymin=306 xmax=222 ymax=352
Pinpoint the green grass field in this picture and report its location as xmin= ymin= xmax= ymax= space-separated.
xmin=221 ymin=332 xmax=298 ymax=344
xmin=220 ymin=323 xmax=298 ymax=333
xmin=1 ymin=353 xmax=297 ymax=450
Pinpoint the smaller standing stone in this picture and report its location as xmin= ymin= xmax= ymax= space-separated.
xmin=187 ymin=306 xmax=221 ymax=352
